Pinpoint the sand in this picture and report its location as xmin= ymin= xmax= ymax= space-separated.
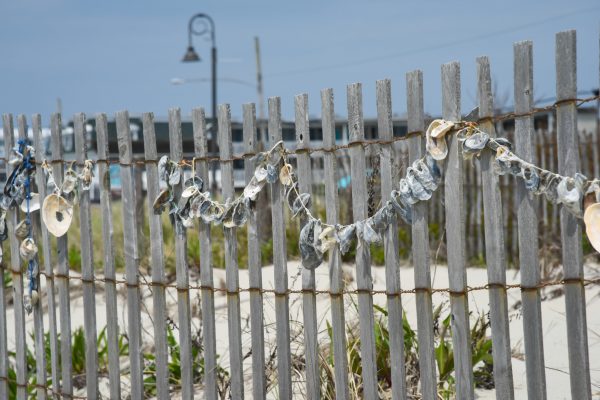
xmin=4 ymin=261 xmax=600 ymax=399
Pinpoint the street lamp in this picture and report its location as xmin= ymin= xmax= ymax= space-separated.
xmin=182 ymin=13 xmax=217 ymax=188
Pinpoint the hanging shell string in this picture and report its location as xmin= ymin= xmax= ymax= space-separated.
xmin=4 ymin=120 xmax=600 ymax=273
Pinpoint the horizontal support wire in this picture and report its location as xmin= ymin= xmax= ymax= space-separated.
xmin=6 ymin=95 xmax=597 ymax=167
xmin=37 ymin=270 xmax=599 ymax=295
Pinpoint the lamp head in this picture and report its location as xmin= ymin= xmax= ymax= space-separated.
xmin=182 ymin=46 xmax=201 ymax=62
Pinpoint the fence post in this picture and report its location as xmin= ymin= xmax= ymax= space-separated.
xmin=295 ymin=93 xmax=320 ymax=400
xmin=441 ymin=62 xmax=475 ymax=400
xmin=73 ymin=113 xmax=99 ymax=399
xmin=514 ymin=40 xmax=547 ymax=400
xmin=192 ymin=108 xmax=218 ymax=400
xmin=218 ymin=104 xmax=244 ymax=399
xmin=19 ymin=114 xmax=46 ymax=400
xmin=476 ymin=56 xmax=515 ymax=399
xmin=268 ymin=96 xmax=293 ymax=400
xmin=556 ymin=29 xmax=592 ymax=399
xmin=2 ymin=114 xmax=28 ymax=400
xmin=142 ymin=112 xmax=170 ymax=400
xmin=321 ymin=88 xmax=350 ymax=400
xmin=30 ymin=114 xmax=49 ymax=400
xmin=243 ymin=103 xmax=267 ymax=400
xmin=376 ymin=79 xmax=406 ymax=400
xmin=346 ymin=83 xmax=379 ymax=400
xmin=96 ymin=113 xmax=122 ymax=400
xmin=116 ymin=110 xmax=144 ymax=399
xmin=406 ymin=70 xmax=437 ymax=400
xmin=50 ymin=112 xmax=75 ymax=398
xmin=168 ymin=108 xmax=194 ymax=400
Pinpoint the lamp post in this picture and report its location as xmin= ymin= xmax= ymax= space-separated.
xmin=182 ymin=13 xmax=217 ymax=188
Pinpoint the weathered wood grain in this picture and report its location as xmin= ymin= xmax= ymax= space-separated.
xmin=30 ymin=114 xmax=48 ymax=400
xmin=442 ymin=62 xmax=474 ymax=400
xmin=376 ymin=79 xmax=406 ymax=400
xmin=346 ymin=83 xmax=378 ymax=400
xmin=243 ymin=103 xmax=267 ymax=400
xmin=476 ymin=56 xmax=514 ymax=400
xmin=555 ymin=29 xmax=591 ymax=400
xmin=116 ymin=110 xmax=144 ymax=399
xmin=192 ymin=108 xmax=218 ymax=400
xmin=514 ymin=40 xmax=547 ymax=400
xmin=142 ymin=112 xmax=170 ymax=400
xmin=2 ymin=114 xmax=28 ymax=400
xmin=168 ymin=108 xmax=194 ymax=400
xmin=50 ymin=112 xmax=74 ymax=399
xmin=406 ymin=70 xmax=437 ymax=400
xmin=96 ymin=113 xmax=122 ymax=400
xmin=218 ymin=104 xmax=244 ymax=399
xmin=321 ymin=88 xmax=350 ymax=400
xmin=73 ymin=113 xmax=99 ymax=399
xmin=268 ymin=96 xmax=292 ymax=400
xmin=294 ymin=93 xmax=320 ymax=400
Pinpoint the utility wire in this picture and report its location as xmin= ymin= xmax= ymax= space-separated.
xmin=265 ymin=5 xmax=600 ymax=78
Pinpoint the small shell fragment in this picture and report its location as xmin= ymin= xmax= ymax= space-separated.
xmin=20 ymin=238 xmax=38 ymax=261
xmin=279 ymin=163 xmax=294 ymax=186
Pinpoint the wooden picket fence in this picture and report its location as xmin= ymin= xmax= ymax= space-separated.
xmin=0 ymin=29 xmax=598 ymax=400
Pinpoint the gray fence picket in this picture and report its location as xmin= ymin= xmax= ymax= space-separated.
xmin=442 ymin=62 xmax=474 ymax=400
xmin=476 ymin=56 xmax=515 ymax=400
xmin=268 ymin=96 xmax=293 ymax=400
xmin=294 ymin=93 xmax=320 ymax=400
xmin=191 ymin=107 xmax=218 ymax=400
xmin=556 ymin=29 xmax=592 ymax=400
xmin=321 ymin=88 xmax=350 ymax=400
xmin=375 ymin=79 xmax=406 ymax=400
xmin=142 ymin=112 xmax=170 ymax=400
xmin=406 ymin=70 xmax=437 ymax=400
xmin=116 ymin=110 xmax=144 ymax=399
xmin=0 ymin=145 xmax=5 ymax=399
xmin=30 ymin=114 xmax=48 ymax=400
xmin=218 ymin=104 xmax=244 ymax=399
xmin=2 ymin=114 xmax=27 ymax=400
xmin=73 ymin=113 xmax=99 ymax=399
xmin=168 ymin=108 xmax=194 ymax=399
xmin=242 ymin=103 xmax=267 ymax=400
xmin=49 ymin=112 xmax=73 ymax=398
xmin=33 ymin=114 xmax=61 ymax=399
xmin=96 ymin=113 xmax=122 ymax=400
xmin=514 ymin=40 xmax=547 ymax=400
xmin=346 ymin=83 xmax=378 ymax=400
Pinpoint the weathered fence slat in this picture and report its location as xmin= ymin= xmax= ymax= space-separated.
xmin=242 ymin=103 xmax=267 ymax=400
xmin=191 ymin=108 xmax=218 ymax=400
xmin=33 ymin=114 xmax=60 ymax=400
xmin=2 ymin=114 xmax=27 ymax=400
xmin=50 ymin=112 xmax=74 ymax=398
xmin=0 ymin=138 xmax=6 ymax=399
xmin=268 ymin=96 xmax=293 ymax=400
xmin=376 ymin=79 xmax=406 ymax=400
xmin=321 ymin=88 xmax=350 ymax=400
xmin=406 ymin=70 xmax=437 ymax=400
xmin=116 ymin=110 xmax=144 ymax=399
xmin=30 ymin=114 xmax=48 ymax=400
xmin=96 ymin=113 xmax=122 ymax=400
xmin=476 ymin=56 xmax=515 ymax=400
xmin=442 ymin=62 xmax=474 ymax=400
xmin=556 ymin=29 xmax=592 ymax=400
xmin=346 ymin=82 xmax=378 ymax=400
xmin=295 ymin=93 xmax=320 ymax=400
xmin=73 ymin=113 xmax=99 ymax=399
xmin=168 ymin=108 xmax=194 ymax=400
xmin=218 ymin=104 xmax=244 ymax=399
xmin=142 ymin=112 xmax=170 ymax=400
xmin=514 ymin=40 xmax=547 ymax=400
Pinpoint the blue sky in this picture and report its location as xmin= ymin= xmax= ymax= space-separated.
xmin=1 ymin=0 xmax=599 ymax=123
